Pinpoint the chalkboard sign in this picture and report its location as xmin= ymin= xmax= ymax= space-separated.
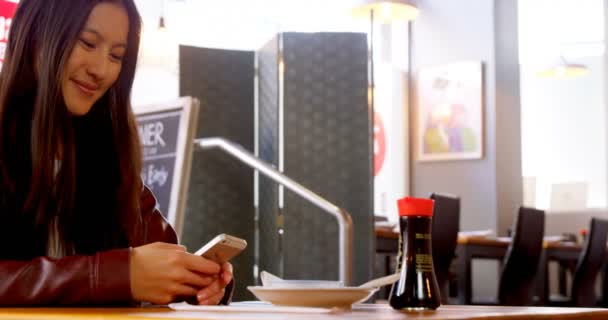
xmin=134 ymin=97 xmax=200 ymax=238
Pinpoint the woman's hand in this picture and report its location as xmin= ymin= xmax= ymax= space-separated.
xmin=129 ymin=242 xmax=221 ymax=305
xmin=196 ymin=262 xmax=233 ymax=305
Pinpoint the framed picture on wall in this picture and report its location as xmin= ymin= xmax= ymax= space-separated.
xmin=416 ymin=61 xmax=484 ymax=161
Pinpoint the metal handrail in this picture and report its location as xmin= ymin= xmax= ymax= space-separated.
xmin=194 ymin=137 xmax=353 ymax=285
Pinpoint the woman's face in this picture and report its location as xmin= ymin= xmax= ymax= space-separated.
xmin=61 ymin=2 xmax=129 ymax=116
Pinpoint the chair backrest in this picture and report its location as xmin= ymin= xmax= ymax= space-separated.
xmin=498 ymin=207 xmax=545 ymax=305
xmin=430 ymin=193 xmax=460 ymax=303
xmin=572 ymin=218 xmax=608 ymax=307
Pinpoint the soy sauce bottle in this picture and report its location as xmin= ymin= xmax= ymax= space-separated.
xmin=389 ymin=197 xmax=441 ymax=311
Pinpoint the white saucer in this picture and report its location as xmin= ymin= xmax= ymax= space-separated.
xmin=247 ymin=286 xmax=377 ymax=308
xmin=169 ymin=301 xmax=333 ymax=313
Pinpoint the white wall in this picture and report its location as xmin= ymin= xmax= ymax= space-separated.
xmin=131 ymin=68 xmax=178 ymax=108
xmin=411 ymin=0 xmax=499 ymax=233
xmin=410 ymin=0 xmax=524 ymax=299
xmin=132 ymin=0 xmax=179 ymax=109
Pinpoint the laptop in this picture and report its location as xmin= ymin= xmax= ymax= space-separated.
xmin=549 ymin=182 xmax=588 ymax=211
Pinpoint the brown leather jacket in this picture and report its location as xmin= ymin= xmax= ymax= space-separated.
xmin=0 ymin=186 xmax=233 ymax=306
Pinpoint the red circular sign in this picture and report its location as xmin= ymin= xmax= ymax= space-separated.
xmin=0 ymin=0 xmax=17 ymax=69
xmin=374 ymin=111 xmax=386 ymax=176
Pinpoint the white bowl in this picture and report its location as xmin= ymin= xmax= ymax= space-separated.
xmin=263 ymin=279 xmax=344 ymax=288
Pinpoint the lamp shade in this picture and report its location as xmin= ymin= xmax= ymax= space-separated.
xmin=536 ymin=57 xmax=589 ymax=79
xmin=351 ymin=0 xmax=419 ymax=23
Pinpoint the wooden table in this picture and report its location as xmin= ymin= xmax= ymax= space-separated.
xmin=537 ymin=241 xmax=582 ymax=304
xmin=376 ymin=228 xmax=399 ymax=251
xmin=376 ymin=227 xmax=400 ymax=286
xmin=456 ymin=236 xmax=510 ymax=304
xmin=1 ymin=304 xmax=608 ymax=320
xmin=455 ymin=236 xmax=582 ymax=305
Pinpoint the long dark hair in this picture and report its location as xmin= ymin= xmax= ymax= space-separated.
xmin=0 ymin=0 xmax=143 ymax=256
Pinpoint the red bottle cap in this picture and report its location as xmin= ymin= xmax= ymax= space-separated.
xmin=397 ymin=197 xmax=434 ymax=217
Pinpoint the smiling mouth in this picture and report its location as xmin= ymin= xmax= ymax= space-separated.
xmin=71 ymin=79 xmax=97 ymax=96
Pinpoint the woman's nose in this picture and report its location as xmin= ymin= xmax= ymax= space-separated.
xmin=85 ymin=51 xmax=109 ymax=81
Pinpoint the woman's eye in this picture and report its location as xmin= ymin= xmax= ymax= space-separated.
xmin=110 ymin=54 xmax=124 ymax=62
xmin=80 ymin=39 xmax=95 ymax=49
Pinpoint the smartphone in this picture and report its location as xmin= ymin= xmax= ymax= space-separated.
xmin=194 ymin=234 xmax=247 ymax=263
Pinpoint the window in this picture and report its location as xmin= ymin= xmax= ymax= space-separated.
xmin=519 ymin=0 xmax=606 ymax=210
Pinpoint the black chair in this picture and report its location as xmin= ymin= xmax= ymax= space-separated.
xmin=550 ymin=218 xmax=608 ymax=307
xmin=430 ymin=193 xmax=460 ymax=304
xmin=471 ymin=207 xmax=545 ymax=305
xmin=497 ymin=207 xmax=545 ymax=305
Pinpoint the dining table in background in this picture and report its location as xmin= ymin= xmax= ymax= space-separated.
xmin=1 ymin=304 xmax=608 ymax=320
xmin=375 ymin=227 xmax=400 ymax=271
xmin=375 ymin=227 xmax=584 ymax=305
xmin=454 ymin=235 xmax=583 ymax=305
xmin=536 ymin=240 xmax=582 ymax=305
xmin=455 ymin=235 xmax=510 ymax=304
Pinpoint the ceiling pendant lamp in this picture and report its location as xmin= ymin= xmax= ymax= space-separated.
xmin=537 ymin=56 xmax=589 ymax=79
xmin=351 ymin=0 xmax=419 ymax=23
xmin=158 ymin=0 xmax=167 ymax=30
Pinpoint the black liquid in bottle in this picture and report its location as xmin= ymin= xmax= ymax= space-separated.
xmin=389 ymin=197 xmax=441 ymax=311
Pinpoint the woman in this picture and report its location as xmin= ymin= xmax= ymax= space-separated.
xmin=0 ymin=0 xmax=233 ymax=306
